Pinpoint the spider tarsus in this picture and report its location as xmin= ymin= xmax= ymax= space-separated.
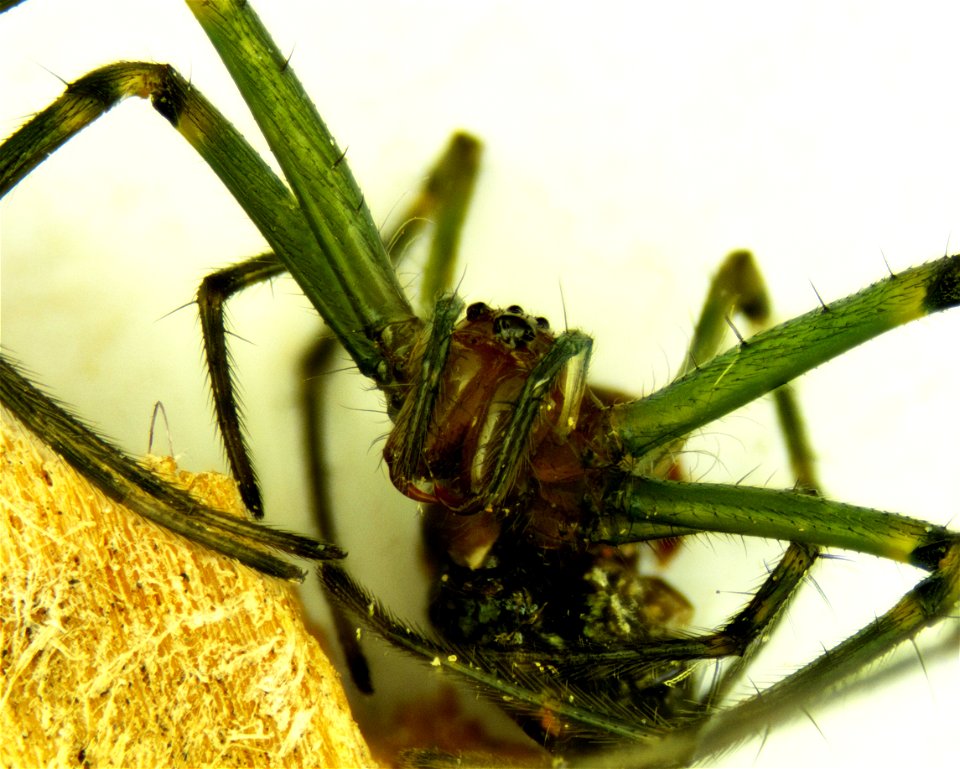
xmin=238 ymin=480 xmax=265 ymax=520
xmin=343 ymin=643 xmax=374 ymax=695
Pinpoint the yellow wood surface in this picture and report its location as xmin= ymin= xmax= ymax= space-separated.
xmin=1 ymin=407 xmax=375 ymax=768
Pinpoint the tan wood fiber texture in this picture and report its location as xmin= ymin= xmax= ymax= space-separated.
xmin=1 ymin=407 xmax=375 ymax=768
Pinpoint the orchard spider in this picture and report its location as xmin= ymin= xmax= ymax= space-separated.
xmin=2 ymin=1 xmax=957 ymax=766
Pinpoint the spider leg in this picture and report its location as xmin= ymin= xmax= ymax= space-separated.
xmin=674 ymin=249 xmax=817 ymax=486
xmin=319 ymin=518 xmax=958 ymax=764
xmin=298 ymin=332 xmax=377 ymax=696
xmin=0 ymin=56 xmax=375 ymax=570
xmin=598 ymin=256 xmax=958 ymax=738
xmin=686 ymin=250 xmax=819 ymax=488
xmin=0 ymin=57 xmax=401 ymax=380
xmin=673 ymin=250 xmax=823 ymax=706
xmin=591 ymin=540 xmax=960 ymax=769
xmin=607 ymin=254 xmax=960 ymax=459
xmin=301 ymin=135 xmax=481 ymax=693
xmin=197 ymin=253 xmax=287 ymax=518
xmin=592 ymin=413 xmax=958 ymax=761
xmin=317 ymin=562 xmax=671 ymax=746
xmin=189 ymin=0 xmax=418 ymax=376
xmin=700 ymin=542 xmax=959 ymax=751
xmin=0 ymin=356 xmax=340 ymax=579
xmin=582 ymin=252 xmax=957 ymax=758
xmin=381 ymin=132 xmax=482 ymax=311
xmin=600 ymin=474 xmax=956 ymax=568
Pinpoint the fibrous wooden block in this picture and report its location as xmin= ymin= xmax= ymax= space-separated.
xmin=1 ymin=408 xmax=374 ymax=768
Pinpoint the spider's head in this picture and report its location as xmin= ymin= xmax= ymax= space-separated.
xmin=466 ymin=302 xmax=550 ymax=350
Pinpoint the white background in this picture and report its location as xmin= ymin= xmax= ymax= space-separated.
xmin=2 ymin=1 xmax=958 ymax=766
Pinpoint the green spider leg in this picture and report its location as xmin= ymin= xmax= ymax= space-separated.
xmin=301 ymin=134 xmax=481 ymax=694
xmin=652 ymin=250 xmax=825 ymax=714
xmin=0 ymin=358 xmax=340 ymax=580
xmin=0 ymin=59 xmax=415 ymax=383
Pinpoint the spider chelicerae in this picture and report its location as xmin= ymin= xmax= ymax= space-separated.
xmin=2 ymin=1 xmax=958 ymax=766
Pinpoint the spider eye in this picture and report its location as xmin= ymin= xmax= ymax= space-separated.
xmin=493 ymin=312 xmax=535 ymax=348
xmin=506 ymin=304 xmax=524 ymax=314
xmin=466 ymin=302 xmax=490 ymax=321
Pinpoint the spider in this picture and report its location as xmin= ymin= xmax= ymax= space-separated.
xmin=2 ymin=1 xmax=958 ymax=766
